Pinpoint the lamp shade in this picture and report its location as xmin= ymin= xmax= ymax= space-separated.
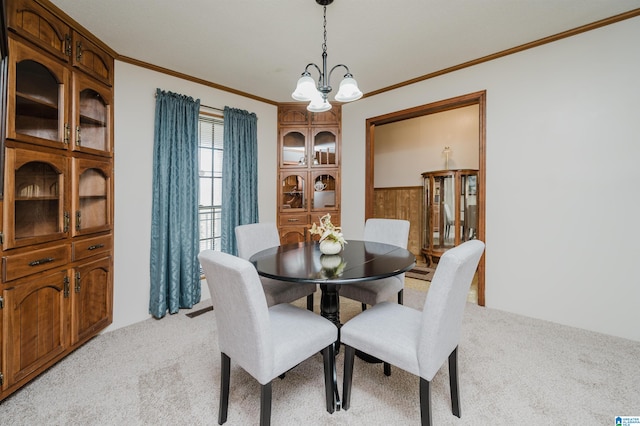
xmin=307 ymin=92 xmax=332 ymax=112
xmin=334 ymin=76 xmax=363 ymax=102
xmin=292 ymin=75 xmax=317 ymax=101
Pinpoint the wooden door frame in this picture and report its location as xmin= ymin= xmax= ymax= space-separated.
xmin=365 ymin=90 xmax=487 ymax=305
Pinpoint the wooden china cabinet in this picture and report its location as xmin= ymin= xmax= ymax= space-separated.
xmin=277 ymin=103 xmax=341 ymax=243
xmin=0 ymin=0 xmax=114 ymax=401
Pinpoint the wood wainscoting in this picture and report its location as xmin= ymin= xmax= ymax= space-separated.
xmin=373 ymin=186 xmax=422 ymax=259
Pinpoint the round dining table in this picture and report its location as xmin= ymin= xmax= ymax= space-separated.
xmin=249 ymin=239 xmax=416 ymax=327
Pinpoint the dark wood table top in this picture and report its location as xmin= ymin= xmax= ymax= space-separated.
xmin=249 ymin=240 xmax=416 ymax=285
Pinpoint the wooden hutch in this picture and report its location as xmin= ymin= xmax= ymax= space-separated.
xmin=277 ymin=103 xmax=341 ymax=243
xmin=0 ymin=0 xmax=115 ymax=401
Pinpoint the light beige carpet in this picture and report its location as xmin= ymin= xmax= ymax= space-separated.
xmin=1 ymin=287 xmax=639 ymax=425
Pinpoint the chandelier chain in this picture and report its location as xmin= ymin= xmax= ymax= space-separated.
xmin=322 ymin=6 xmax=327 ymax=54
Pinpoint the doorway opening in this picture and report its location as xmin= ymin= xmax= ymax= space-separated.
xmin=365 ymin=90 xmax=486 ymax=305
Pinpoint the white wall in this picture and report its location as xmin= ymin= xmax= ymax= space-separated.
xmin=374 ymin=105 xmax=479 ymax=187
xmin=109 ymin=62 xmax=277 ymax=331
xmin=341 ymin=17 xmax=640 ymax=341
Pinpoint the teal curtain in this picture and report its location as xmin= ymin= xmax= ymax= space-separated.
xmin=221 ymin=107 xmax=259 ymax=255
xmin=149 ymin=89 xmax=201 ymax=318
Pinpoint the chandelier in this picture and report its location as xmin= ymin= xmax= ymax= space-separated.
xmin=291 ymin=0 xmax=363 ymax=112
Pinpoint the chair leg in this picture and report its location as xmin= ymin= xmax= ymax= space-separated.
xmin=219 ymin=353 xmax=230 ymax=425
xmin=361 ymin=303 xmax=367 ymax=311
xmin=448 ymin=346 xmax=461 ymax=418
xmin=419 ymin=377 xmax=432 ymax=426
xmin=307 ymin=293 xmax=314 ymax=311
xmin=381 ymin=288 xmax=403 ymax=378
xmin=342 ymin=345 xmax=356 ymax=410
xmin=322 ymin=344 xmax=338 ymax=413
xmin=260 ymin=382 xmax=272 ymax=426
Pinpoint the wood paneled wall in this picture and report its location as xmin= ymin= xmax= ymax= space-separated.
xmin=373 ymin=186 xmax=422 ymax=258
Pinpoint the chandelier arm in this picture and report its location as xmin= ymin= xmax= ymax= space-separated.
xmin=328 ymin=64 xmax=352 ymax=83
xmin=304 ymin=63 xmax=324 ymax=77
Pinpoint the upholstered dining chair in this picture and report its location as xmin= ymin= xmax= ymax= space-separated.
xmin=338 ymin=218 xmax=411 ymax=376
xmin=340 ymin=219 xmax=410 ymax=310
xmin=340 ymin=239 xmax=485 ymax=426
xmin=236 ymin=222 xmax=316 ymax=311
xmin=339 ymin=218 xmax=411 ymax=310
xmin=198 ymin=250 xmax=338 ymax=426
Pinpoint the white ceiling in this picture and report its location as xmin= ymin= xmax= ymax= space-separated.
xmin=48 ymin=0 xmax=640 ymax=103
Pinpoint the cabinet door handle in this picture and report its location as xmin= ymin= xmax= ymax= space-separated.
xmin=64 ymin=123 xmax=70 ymax=144
xmin=76 ymin=41 xmax=83 ymax=61
xmin=64 ymin=211 xmax=70 ymax=233
xmin=29 ymin=257 xmax=55 ymax=267
xmin=287 ymin=218 xmax=300 ymax=222
xmin=65 ymin=34 xmax=72 ymax=57
xmin=87 ymin=244 xmax=105 ymax=251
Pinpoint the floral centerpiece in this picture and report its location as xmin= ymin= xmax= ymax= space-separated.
xmin=309 ymin=213 xmax=346 ymax=255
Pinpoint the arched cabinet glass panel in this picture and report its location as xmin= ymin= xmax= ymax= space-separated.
xmin=15 ymin=161 xmax=61 ymax=239
xmin=8 ymin=38 xmax=69 ymax=149
xmin=280 ymin=172 xmax=306 ymax=211
xmin=73 ymin=158 xmax=112 ymax=236
xmin=312 ymin=128 xmax=337 ymax=166
xmin=73 ymin=73 xmax=112 ymax=156
xmin=280 ymin=128 xmax=307 ymax=167
xmin=311 ymin=172 xmax=338 ymax=211
xmin=15 ymin=60 xmax=59 ymax=141
xmin=4 ymin=148 xmax=68 ymax=249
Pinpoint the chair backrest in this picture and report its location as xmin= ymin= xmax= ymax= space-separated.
xmin=235 ymin=222 xmax=281 ymax=260
xmin=363 ymin=218 xmax=410 ymax=249
xmin=198 ymin=250 xmax=274 ymax=383
xmin=417 ymin=240 xmax=485 ymax=380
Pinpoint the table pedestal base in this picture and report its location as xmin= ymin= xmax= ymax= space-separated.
xmin=320 ymin=283 xmax=341 ymax=328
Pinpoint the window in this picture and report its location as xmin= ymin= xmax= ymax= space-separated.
xmin=198 ymin=114 xmax=224 ymax=252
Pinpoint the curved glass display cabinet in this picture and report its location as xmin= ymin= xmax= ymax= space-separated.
xmin=422 ymin=169 xmax=478 ymax=265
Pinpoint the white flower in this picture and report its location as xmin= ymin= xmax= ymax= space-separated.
xmin=309 ymin=213 xmax=347 ymax=247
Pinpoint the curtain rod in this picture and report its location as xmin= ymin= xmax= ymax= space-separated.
xmin=201 ymin=104 xmax=224 ymax=113
xmin=154 ymin=91 xmax=224 ymax=113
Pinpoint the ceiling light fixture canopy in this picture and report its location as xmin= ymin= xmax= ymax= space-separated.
xmin=292 ymin=0 xmax=363 ymax=112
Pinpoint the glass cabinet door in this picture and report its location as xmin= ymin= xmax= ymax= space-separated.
xmin=280 ymin=172 xmax=306 ymax=211
xmin=461 ymin=174 xmax=478 ymax=242
xmin=311 ymin=171 xmax=339 ymax=211
xmin=7 ymin=38 xmax=69 ymax=149
xmin=72 ymin=158 xmax=112 ymax=236
xmin=4 ymin=148 xmax=68 ymax=249
xmin=280 ymin=128 xmax=308 ymax=167
xmin=439 ymin=174 xmax=456 ymax=249
xmin=72 ymin=73 xmax=112 ymax=156
xmin=311 ymin=128 xmax=338 ymax=167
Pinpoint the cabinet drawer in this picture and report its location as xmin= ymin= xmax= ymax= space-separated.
xmin=279 ymin=214 xmax=309 ymax=227
xmin=73 ymin=234 xmax=112 ymax=261
xmin=3 ymin=245 xmax=70 ymax=282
